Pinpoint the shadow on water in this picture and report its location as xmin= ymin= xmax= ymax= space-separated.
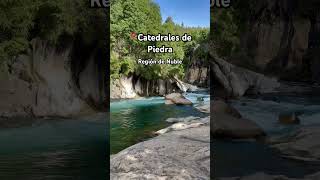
xmin=214 ymin=140 xmax=320 ymax=178
xmin=0 ymin=114 xmax=107 ymax=180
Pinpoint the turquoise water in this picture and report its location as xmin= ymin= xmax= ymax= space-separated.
xmin=0 ymin=114 xmax=107 ymax=180
xmin=110 ymin=92 xmax=209 ymax=154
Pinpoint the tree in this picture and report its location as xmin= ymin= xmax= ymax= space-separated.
xmin=110 ymin=0 xmax=209 ymax=80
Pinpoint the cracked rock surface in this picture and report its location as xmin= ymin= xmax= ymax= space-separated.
xmin=110 ymin=117 xmax=210 ymax=180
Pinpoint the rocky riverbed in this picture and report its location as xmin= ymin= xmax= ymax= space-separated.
xmin=214 ymin=95 xmax=320 ymax=179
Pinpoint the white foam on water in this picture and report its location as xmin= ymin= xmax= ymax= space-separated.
xmin=110 ymin=97 xmax=165 ymax=112
xmin=111 ymin=92 xmax=210 ymax=113
xmin=184 ymin=92 xmax=210 ymax=105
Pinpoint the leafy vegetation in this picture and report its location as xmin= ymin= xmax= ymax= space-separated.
xmin=111 ymin=0 xmax=209 ymax=80
xmin=0 ymin=0 xmax=209 ymax=80
xmin=210 ymin=1 xmax=255 ymax=58
xmin=0 ymin=0 xmax=106 ymax=70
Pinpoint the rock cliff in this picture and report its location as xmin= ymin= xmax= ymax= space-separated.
xmin=0 ymin=38 xmax=107 ymax=118
xmin=211 ymin=54 xmax=280 ymax=97
xmin=229 ymin=0 xmax=320 ymax=82
xmin=185 ymin=44 xmax=210 ymax=87
xmin=110 ymin=75 xmax=200 ymax=99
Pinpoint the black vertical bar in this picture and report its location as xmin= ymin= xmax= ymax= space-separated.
xmin=105 ymin=4 xmax=111 ymax=178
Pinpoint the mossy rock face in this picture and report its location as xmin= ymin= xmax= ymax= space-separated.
xmin=278 ymin=113 xmax=301 ymax=125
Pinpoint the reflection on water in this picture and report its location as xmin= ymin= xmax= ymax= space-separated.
xmin=110 ymin=92 xmax=209 ymax=154
xmin=0 ymin=113 xmax=107 ymax=180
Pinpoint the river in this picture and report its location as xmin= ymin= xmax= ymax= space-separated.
xmin=110 ymin=92 xmax=210 ymax=154
xmin=0 ymin=113 xmax=107 ymax=180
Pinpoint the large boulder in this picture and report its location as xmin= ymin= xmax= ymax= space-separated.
xmin=211 ymin=56 xmax=280 ymax=97
xmin=212 ymin=100 xmax=265 ymax=139
xmin=212 ymin=113 xmax=266 ymax=139
xmin=110 ymin=125 xmax=210 ymax=180
xmin=165 ymin=93 xmax=193 ymax=105
xmin=212 ymin=100 xmax=242 ymax=118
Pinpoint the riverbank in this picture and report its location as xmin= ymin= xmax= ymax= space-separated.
xmin=110 ymin=92 xmax=211 ymax=179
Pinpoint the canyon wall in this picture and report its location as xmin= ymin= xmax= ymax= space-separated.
xmin=0 ymin=39 xmax=107 ymax=118
xmin=185 ymin=44 xmax=210 ymax=88
xmin=232 ymin=0 xmax=320 ymax=82
xmin=110 ymin=75 xmax=184 ymax=99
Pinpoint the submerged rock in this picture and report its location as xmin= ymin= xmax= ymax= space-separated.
xmin=278 ymin=112 xmax=301 ymax=124
xmin=195 ymin=103 xmax=210 ymax=114
xmin=156 ymin=122 xmax=204 ymax=135
xmin=165 ymin=93 xmax=193 ymax=105
xmin=110 ymin=125 xmax=210 ymax=179
xmin=166 ymin=116 xmax=201 ymax=123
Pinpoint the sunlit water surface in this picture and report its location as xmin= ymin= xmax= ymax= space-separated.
xmin=110 ymin=92 xmax=210 ymax=154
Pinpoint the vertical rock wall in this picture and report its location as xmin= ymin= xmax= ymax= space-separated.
xmin=0 ymin=39 xmax=107 ymax=118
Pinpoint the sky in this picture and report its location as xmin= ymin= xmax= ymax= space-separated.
xmin=153 ymin=0 xmax=210 ymax=28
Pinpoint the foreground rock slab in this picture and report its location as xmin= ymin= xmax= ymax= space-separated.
xmin=272 ymin=126 xmax=320 ymax=162
xmin=212 ymin=100 xmax=242 ymax=118
xmin=212 ymin=113 xmax=266 ymax=139
xmin=110 ymin=125 xmax=210 ymax=180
